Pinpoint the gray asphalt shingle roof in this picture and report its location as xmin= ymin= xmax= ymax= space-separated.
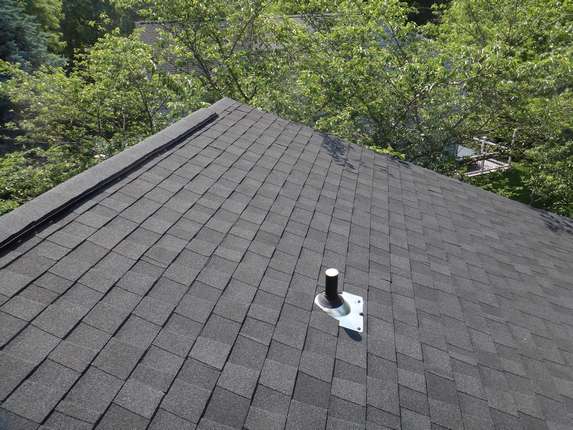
xmin=1 ymin=98 xmax=573 ymax=429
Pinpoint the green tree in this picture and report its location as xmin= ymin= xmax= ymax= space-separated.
xmin=267 ymin=0 xmax=474 ymax=169
xmin=436 ymin=0 xmax=573 ymax=214
xmin=3 ymin=31 xmax=191 ymax=152
xmin=407 ymin=0 xmax=450 ymax=25
xmin=122 ymin=0 xmax=455 ymax=163
xmin=118 ymin=0 xmax=300 ymax=108
xmin=61 ymin=0 xmax=136 ymax=64
xmin=3 ymin=0 xmax=573 ymax=217
xmin=0 ymin=145 xmax=90 ymax=214
xmin=18 ymin=0 xmax=64 ymax=52
xmin=0 ymin=31 xmax=193 ymax=212
xmin=1 ymin=0 xmax=63 ymax=141
xmin=434 ymin=0 xmax=573 ymax=150
xmin=524 ymin=140 xmax=573 ymax=216
xmin=0 ymin=0 xmax=58 ymax=69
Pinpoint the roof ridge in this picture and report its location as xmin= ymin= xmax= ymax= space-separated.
xmin=0 ymin=100 xmax=230 ymax=252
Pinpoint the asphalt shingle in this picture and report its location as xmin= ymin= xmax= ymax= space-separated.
xmin=56 ymin=366 xmax=123 ymax=423
xmin=113 ymin=378 xmax=164 ymax=419
xmin=153 ymin=313 xmax=202 ymax=357
xmin=161 ymin=378 xmax=211 ymax=423
xmin=201 ymin=387 xmax=251 ymax=429
xmin=95 ymin=404 xmax=149 ymax=430
xmin=3 ymin=325 xmax=60 ymax=365
xmin=2 ymin=360 xmax=78 ymax=423
xmin=149 ymin=409 xmax=197 ymax=430
xmin=0 ymin=98 xmax=572 ymax=429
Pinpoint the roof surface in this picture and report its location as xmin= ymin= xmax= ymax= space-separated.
xmin=1 ymin=98 xmax=573 ymax=430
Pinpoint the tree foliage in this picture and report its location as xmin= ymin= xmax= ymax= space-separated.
xmin=0 ymin=32 xmax=193 ymax=212
xmin=435 ymin=0 xmax=573 ymax=213
xmin=61 ymin=0 xmax=136 ymax=64
xmin=434 ymin=0 xmax=573 ymax=149
xmin=0 ymin=0 xmax=60 ymax=70
xmin=19 ymin=0 xmax=64 ymax=52
xmin=525 ymin=140 xmax=573 ymax=216
xmin=3 ymin=32 xmax=192 ymax=151
xmin=1 ymin=0 xmax=573 ymax=217
xmin=0 ymin=145 xmax=90 ymax=214
xmin=278 ymin=0 xmax=465 ymax=168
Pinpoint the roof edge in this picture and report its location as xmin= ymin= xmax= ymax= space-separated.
xmin=0 ymin=100 xmax=228 ymax=252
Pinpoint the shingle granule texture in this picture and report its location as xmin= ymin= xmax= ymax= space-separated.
xmin=1 ymin=98 xmax=573 ymax=429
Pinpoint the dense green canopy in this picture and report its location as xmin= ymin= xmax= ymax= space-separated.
xmin=1 ymin=0 xmax=572 ymax=215
xmin=0 ymin=0 xmax=60 ymax=69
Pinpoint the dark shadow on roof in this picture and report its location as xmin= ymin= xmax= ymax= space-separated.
xmin=540 ymin=211 xmax=573 ymax=235
xmin=343 ymin=328 xmax=362 ymax=342
xmin=321 ymin=135 xmax=355 ymax=170
xmin=388 ymin=157 xmax=411 ymax=168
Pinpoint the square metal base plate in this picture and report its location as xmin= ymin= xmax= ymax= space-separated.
xmin=314 ymin=291 xmax=364 ymax=333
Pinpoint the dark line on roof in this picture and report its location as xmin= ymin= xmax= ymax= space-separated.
xmin=0 ymin=99 xmax=235 ymax=252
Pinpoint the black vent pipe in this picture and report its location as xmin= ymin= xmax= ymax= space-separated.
xmin=318 ymin=268 xmax=344 ymax=308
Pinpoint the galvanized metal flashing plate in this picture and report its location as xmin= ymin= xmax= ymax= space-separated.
xmin=314 ymin=291 xmax=364 ymax=333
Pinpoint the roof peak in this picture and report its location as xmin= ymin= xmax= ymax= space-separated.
xmin=0 ymin=98 xmax=237 ymax=251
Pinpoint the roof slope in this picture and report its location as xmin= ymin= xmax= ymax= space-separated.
xmin=1 ymin=98 xmax=573 ymax=429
